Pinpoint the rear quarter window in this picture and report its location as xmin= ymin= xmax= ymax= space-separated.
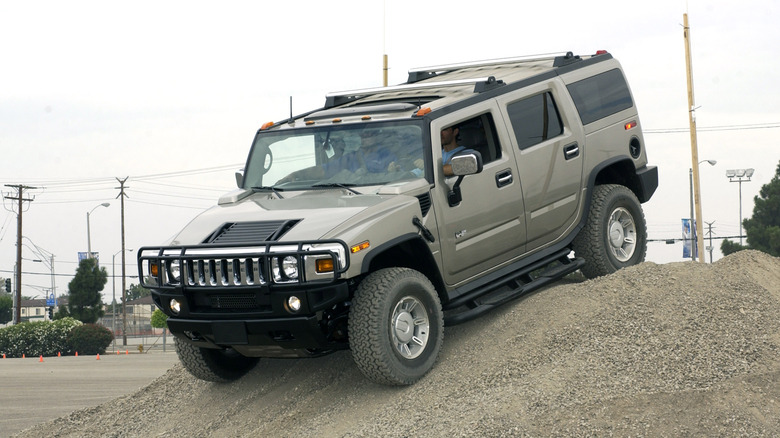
xmin=566 ymin=69 xmax=633 ymax=125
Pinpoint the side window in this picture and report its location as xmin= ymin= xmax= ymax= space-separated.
xmin=507 ymin=92 xmax=563 ymax=150
xmin=454 ymin=113 xmax=502 ymax=165
xmin=566 ymin=68 xmax=633 ymax=125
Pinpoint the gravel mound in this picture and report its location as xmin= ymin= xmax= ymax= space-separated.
xmin=17 ymin=250 xmax=780 ymax=437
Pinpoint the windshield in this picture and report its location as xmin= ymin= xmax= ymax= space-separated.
xmin=242 ymin=120 xmax=427 ymax=190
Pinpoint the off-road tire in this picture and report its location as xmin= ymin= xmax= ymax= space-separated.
xmin=573 ymin=184 xmax=647 ymax=279
xmin=175 ymin=337 xmax=259 ymax=382
xmin=349 ymin=267 xmax=443 ymax=386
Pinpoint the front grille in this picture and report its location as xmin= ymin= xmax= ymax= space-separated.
xmin=184 ymin=257 xmax=267 ymax=287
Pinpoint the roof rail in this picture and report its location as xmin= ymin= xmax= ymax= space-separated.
xmin=325 ymin=77 xmax=493 ymax=108
xmin=406 ymin=53 xmax=566 ymax=83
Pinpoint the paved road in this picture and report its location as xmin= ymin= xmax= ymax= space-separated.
xmin=0 ymin=352 xmax=179 ymax=438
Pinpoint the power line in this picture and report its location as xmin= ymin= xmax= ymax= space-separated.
xmin=645 ymin=122 xmax=780 ymax=134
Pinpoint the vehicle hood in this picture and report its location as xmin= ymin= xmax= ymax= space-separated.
xmin=168 ymin=188 xmax=418 ymax=246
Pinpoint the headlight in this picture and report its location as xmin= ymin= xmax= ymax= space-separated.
xmin=166 ymin=259 xmax=181 ymax=283
xmin=272 ymin=256 xmax=299 ymax=283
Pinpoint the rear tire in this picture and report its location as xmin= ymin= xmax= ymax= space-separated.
xmin=349 ymin=267 xmax=443 ymax=385
xmin=574 ymin=184 xmax=647 ymax=279
xmin=175 ymin=337 xmax=259 ymax=382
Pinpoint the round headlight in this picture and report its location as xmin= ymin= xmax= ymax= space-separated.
xmin=287 ymin=296 xmax=302 ymax=312
xmin=282 ymin=256 xmax=298 ymax=279
xmin=170 ymin=298 xmax=181 ymax=314
xmin=167 ymin=260 xmax=181 ymax=283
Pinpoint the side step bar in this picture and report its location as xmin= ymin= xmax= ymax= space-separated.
xmin=443 ymin=249 xmax=584 ymax=326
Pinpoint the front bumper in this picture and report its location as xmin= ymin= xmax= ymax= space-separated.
xmin=138 ymin=241 xmax=352 ymax=353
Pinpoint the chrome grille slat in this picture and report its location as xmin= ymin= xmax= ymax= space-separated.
xmin=180 ymin=256 xmax=269 ymax=287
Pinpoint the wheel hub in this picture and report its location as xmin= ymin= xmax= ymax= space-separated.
xmin=393 ymin=311 xmax=415 ymax=344
xmin=390 ymin=296 xmax=430 ymax=359
xmin=607 ymin=207 xmax=637 ymax=262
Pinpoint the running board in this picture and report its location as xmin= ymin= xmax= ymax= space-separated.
xmin=443 ymin=250 xmax=584 ymax=326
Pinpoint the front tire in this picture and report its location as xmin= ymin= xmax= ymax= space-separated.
xmin=349 ymin=267 xmax=444 ymax=385
xmin=175 ymin=337 xmax=259 ymax=382
xmin=573 ymin=184 xmax=647 ymax=279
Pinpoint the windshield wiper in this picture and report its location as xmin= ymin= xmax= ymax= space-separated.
xmin=251 ymin=186 xmax=285 ymax=199
xmin=311 ymin=183 xmax=362 ymax=195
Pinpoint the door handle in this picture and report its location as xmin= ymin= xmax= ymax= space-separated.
xmin=563 ymin=142 xmax=579 ymax=160
xmin=496 ymin=169 xmax=513 ymax=188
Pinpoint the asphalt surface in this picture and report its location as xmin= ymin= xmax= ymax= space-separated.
xmin=0 ymin=351 xmax=179 ymax=437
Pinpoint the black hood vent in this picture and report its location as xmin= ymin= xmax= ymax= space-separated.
xmin=204 ymin=220 xmax=301 ymax=244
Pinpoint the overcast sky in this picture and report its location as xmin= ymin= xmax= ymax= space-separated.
xmin=1 ymin=0 xmax=778 ymax=304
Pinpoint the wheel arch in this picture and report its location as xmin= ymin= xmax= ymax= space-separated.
xmin=360 ymin=234 xmax=446 ymax=302
xmin=587 ymin=156 xmax=646 ymax=203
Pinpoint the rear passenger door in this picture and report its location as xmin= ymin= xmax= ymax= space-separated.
xmin=496 ymin=80 xmax=585 ymax=250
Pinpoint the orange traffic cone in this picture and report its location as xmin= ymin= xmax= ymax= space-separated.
xmin=75 ymin=351 xmax=78 ymax=357
xmin=96 ymin=354 xmax=100 ymax=360
xmin=39 ymin=355 xmax=44 ymax=362
xmin=22 ymin=354 xmax=25 ymax=359
xmin=125 ymin=349 xmax=128 ymax=355
xmin=2 ymin=353 xmax=5 ymax=359
xmin=57 ymin=352 xmax=61 ymax=357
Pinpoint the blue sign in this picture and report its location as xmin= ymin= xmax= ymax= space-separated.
xmin=46 ymin=293 xmax=56 ymax=307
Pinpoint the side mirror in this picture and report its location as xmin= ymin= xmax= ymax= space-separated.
xmin=450 ymin=152 xmax=483 ymax=176
xmin=235 ymin=171 xmax=244 ymax=188
xmin=447 ymin=151 xmax=483 ymax=207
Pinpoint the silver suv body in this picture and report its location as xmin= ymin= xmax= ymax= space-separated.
xmin=138 ymin=51 xmax=658 ymax=385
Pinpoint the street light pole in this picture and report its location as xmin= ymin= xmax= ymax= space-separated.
xmin=86 ymin=202 xmax=110 ymax=259
xmin=726 ymin=168 xmax=754 ymax=246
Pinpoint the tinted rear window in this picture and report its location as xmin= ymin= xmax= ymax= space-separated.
xmin=567 ymin=69 xmax=633 ymax=125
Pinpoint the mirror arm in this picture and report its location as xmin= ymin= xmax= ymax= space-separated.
xmin=447 ymin=176 xmax=465 ymax=207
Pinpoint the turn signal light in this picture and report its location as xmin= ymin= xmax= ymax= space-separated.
xmin=350 ymin=241 xmax=370 ymax=253
xmin=625 ymin=121 xmax=637 ymax=130
xmin=150 ymin=262 xmax=159 ymax=277
xmin=315 ymin=258 xmax=335 ymax=273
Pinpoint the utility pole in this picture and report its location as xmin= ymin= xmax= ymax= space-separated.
xmin=116 ymin=177 xmax=129 ymax=345
xmin=683 ymin=13 xmax=706 ymax=263
xmin=4 ymin=184 xmax=37 ymax=324
xmin=704 ymin=221 xmax=716 ymax=263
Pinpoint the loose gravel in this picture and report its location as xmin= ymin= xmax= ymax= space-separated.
xmin=16 ymin=250 xmax=780 ymax=437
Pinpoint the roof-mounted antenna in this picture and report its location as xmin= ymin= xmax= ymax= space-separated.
xmin=288 ymin=96 xmax=294 ymax=124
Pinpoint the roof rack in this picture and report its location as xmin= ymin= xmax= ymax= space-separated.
xmin=406 ymin=53 xmax=566 ymax=83
xmin=325 ymin=77 xmax=494 ymax=108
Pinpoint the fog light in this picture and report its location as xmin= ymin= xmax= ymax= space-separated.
xmin=287 ymin=296 xmax=302 ymax=312
xmin=170 ymin=298 xmax=181 ymax=315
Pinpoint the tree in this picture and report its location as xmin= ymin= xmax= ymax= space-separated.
xmin=721 ymin=160 xmax=780 ymax=257
xmin=65 ymin=258 xmax=108 ymax=323
xmin=126 ymin=283 xmax=150 ymax=301
xmin=150 ymin=308 xmax=168 ymax=329
xmin=0 ymin=294 xmax=12 ymax=324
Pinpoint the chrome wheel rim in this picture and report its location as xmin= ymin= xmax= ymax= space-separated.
xmin=607 ymin=207 xmax=637 ymax=262
xmin=391 ymin=296 xmax=430 ymax=359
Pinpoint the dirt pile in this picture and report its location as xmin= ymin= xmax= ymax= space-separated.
xmin=17 ymin=250 xmax=780 ymax=437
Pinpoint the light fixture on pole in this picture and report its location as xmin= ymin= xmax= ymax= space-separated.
xmin=86 ymin=202 xmax=110 ymax=259
xmin=726 ymin=168 xmax=754 ymax=246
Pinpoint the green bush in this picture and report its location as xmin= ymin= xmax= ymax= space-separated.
xmin=67 ymin=324 xmax=114 ymax=355
xmin=0 ymin=317 xmax=82 ymax=358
